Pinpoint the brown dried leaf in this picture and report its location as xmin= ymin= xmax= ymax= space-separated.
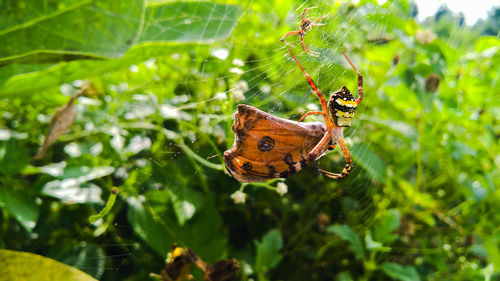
xmin=31 ymin=86 xmax=87 ymax=161
xmin=157 ymin=246 xmax=239 ymax=281
xmin=203 ymin=259 xmax=239 ymax=281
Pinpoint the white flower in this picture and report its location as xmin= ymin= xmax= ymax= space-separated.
xmin=64 ymin=142 xmax=81 ymax=157
xmin=232 ymin=58 xmax=245 ymax=66
xmin=144 ymin=58 xmax=156 ymax=69
xmin=276 ymin=182 xmax=288 ymax=196
xmin=260 ymin=84 xmax=271 ymax=94
xmin=230 ymin=67 xmax=244 ymax=74
xmin=306 ymin=103 xmax=319 ymax=111
xmin=231 ymin=191 xmax=247 ymax=204
xmin=211 ymin=48 xmax=229 ymax=60
xmin=231 ymin=90 xmax=245 ymax=102
xmin=234 ymin=81 xmax=249 ymax=92
xmin=416 ymin=29 xmax=436 ymax=45
xmin=214 ymin=92 xmax=227 ymax=101
xmin=60 ymin=84 xmax=73 ymax=95
xmin=129 ymin=64 xmax=139 ymax=72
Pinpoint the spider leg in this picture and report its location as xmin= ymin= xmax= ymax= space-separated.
xmin=319 ymin=169 xmax=341 ymax=179
xmin=301 ymin=40 xmax=319 ymax=57
xmin=288 ymin=48 xmax=328 ymax=118
xmin=280 ymin=31 xmax=299 ymax=47
xmin=297 ymin=111 xmax=325 ymax=123
xmin=342 ymin=52 xmax=363 ymax=105
xmin=319 ymin=137 xmax=352 ymax=179
xmin=301 ymin=6 xmax=318 ymax=20
xmin=311 ymin=13 xmax=329 ymax=25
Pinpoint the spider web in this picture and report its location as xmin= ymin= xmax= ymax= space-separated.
xmin=25 ymin=0 xmax=450 ymax=280
xmin=135 ymin=0 xmax=386 ymax=276
xmin=109 ymin=1 xmax=385 ymax=279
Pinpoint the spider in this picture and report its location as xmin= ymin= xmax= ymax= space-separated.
xmin=223 ymin=49 xmax=363 ymax=182
xmin=281 ymin=7 xmax=329 ymax=57
xmin=289 ymin=48 xmax=363 ymax=179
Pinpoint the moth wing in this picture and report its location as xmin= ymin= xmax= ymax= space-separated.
xmin=224 ymin=104 xmax=327 ymax=182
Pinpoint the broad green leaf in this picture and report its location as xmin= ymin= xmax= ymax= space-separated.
xmin=0 ymin=188 xmax=39 ymax=232
xmin=373 ymin=209 xmax=400 ymax=244
xmin=0 ymin=1 xmax=241 ymax=64
xmin=254 ymin=229 xmax=283 ymax=279
xmin=0 ymin=1 xmax=241 ymax=96
xmin=0 ymin=43 xmax=174 ymax=96
xmin=351 ymin=142 xmax=386 ymax=182
xmin=380 ymin=262 xmax=420 ymax=281
xmin=326 ymin=224 xmax=364 ymax=260
xmin=0 ymin=249 xmax=97 ymax=281
xmin=139 ymin=1 xmax=242 ymax=43
xmin=0 ymin=1 xmax=145 ymax=64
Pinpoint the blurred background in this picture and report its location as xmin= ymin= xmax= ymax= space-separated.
xmin=0 ymin=0 xmax=499 ymax=280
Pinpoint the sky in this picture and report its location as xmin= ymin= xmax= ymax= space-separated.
xmin=413 ymin=0 xmax=498 ymax=24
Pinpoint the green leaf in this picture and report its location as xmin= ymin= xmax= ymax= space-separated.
xmin=351 ymin=142 xmax=386 ymax=182
xmin=1 ymin=1 xmax=241 ymax=64
xmin=380 ymin=262 xmax=420 ymax=281
xmin=0 ymin=1 xmax=145 ymax=64
xmin=0 ymin=188 xmax=39 ymax=232
xmin=0 ymin=249 xmax=97 ymax=281
xmin=41 ymin=166 xmax=114 ymax=204
xmin=474 ymin=36 xmax=500 ymax=52
xmin=337 ymin=271 xmax=354 ymax=281
xmin=168 ymin=188 xmax=203 ymax=226
xmin=398 ymin=179 xmax=437 ymax=210
xmin=373 ymin=209 xmax=400 ymax=244
xmin=42 ymin=182 xmax=103 ymax=204
xmin=126 ymin=196 xmax=171 ymax=258
xmin=1 ymin=0 xmax=239 ymax=65
xmin=127 ymin=192 xmax=227 ymax=262
xmin=0 ymin=1 xmax=241 ymax=96
xmin=139 ymin=1 xmax=242 ymax=43
xmin=483 ymin=236 xmax=500 ymax=271
xmin=364 ymin=231 xmax=385 ymax=251
xmin=47 ymin=242 xmax=105 ymax=279
xmin=0 ymin=139 xmax=29 ymax=175
xmin=255 ymin=229 xmax=283 ymax=279
xmin=326 ymin=224 xmax=364 ymax=260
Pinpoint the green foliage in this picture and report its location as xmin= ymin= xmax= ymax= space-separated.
xmin=0 ymin=249 xmax=97 ymax=281
xmin=0 ymin=0 xmax=241 ymax=95
xmin=0 ymin=187 xmax=39 ymax=232
xmin=326 ymin=225 xmax=365 ymax=260
xmin=0 ymin=0 xmax=499 ymax=280
xmin=255 ymin=229 xmax=283 ymax=281
xmin=380 ymin=262 xmax=420 ymax=281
